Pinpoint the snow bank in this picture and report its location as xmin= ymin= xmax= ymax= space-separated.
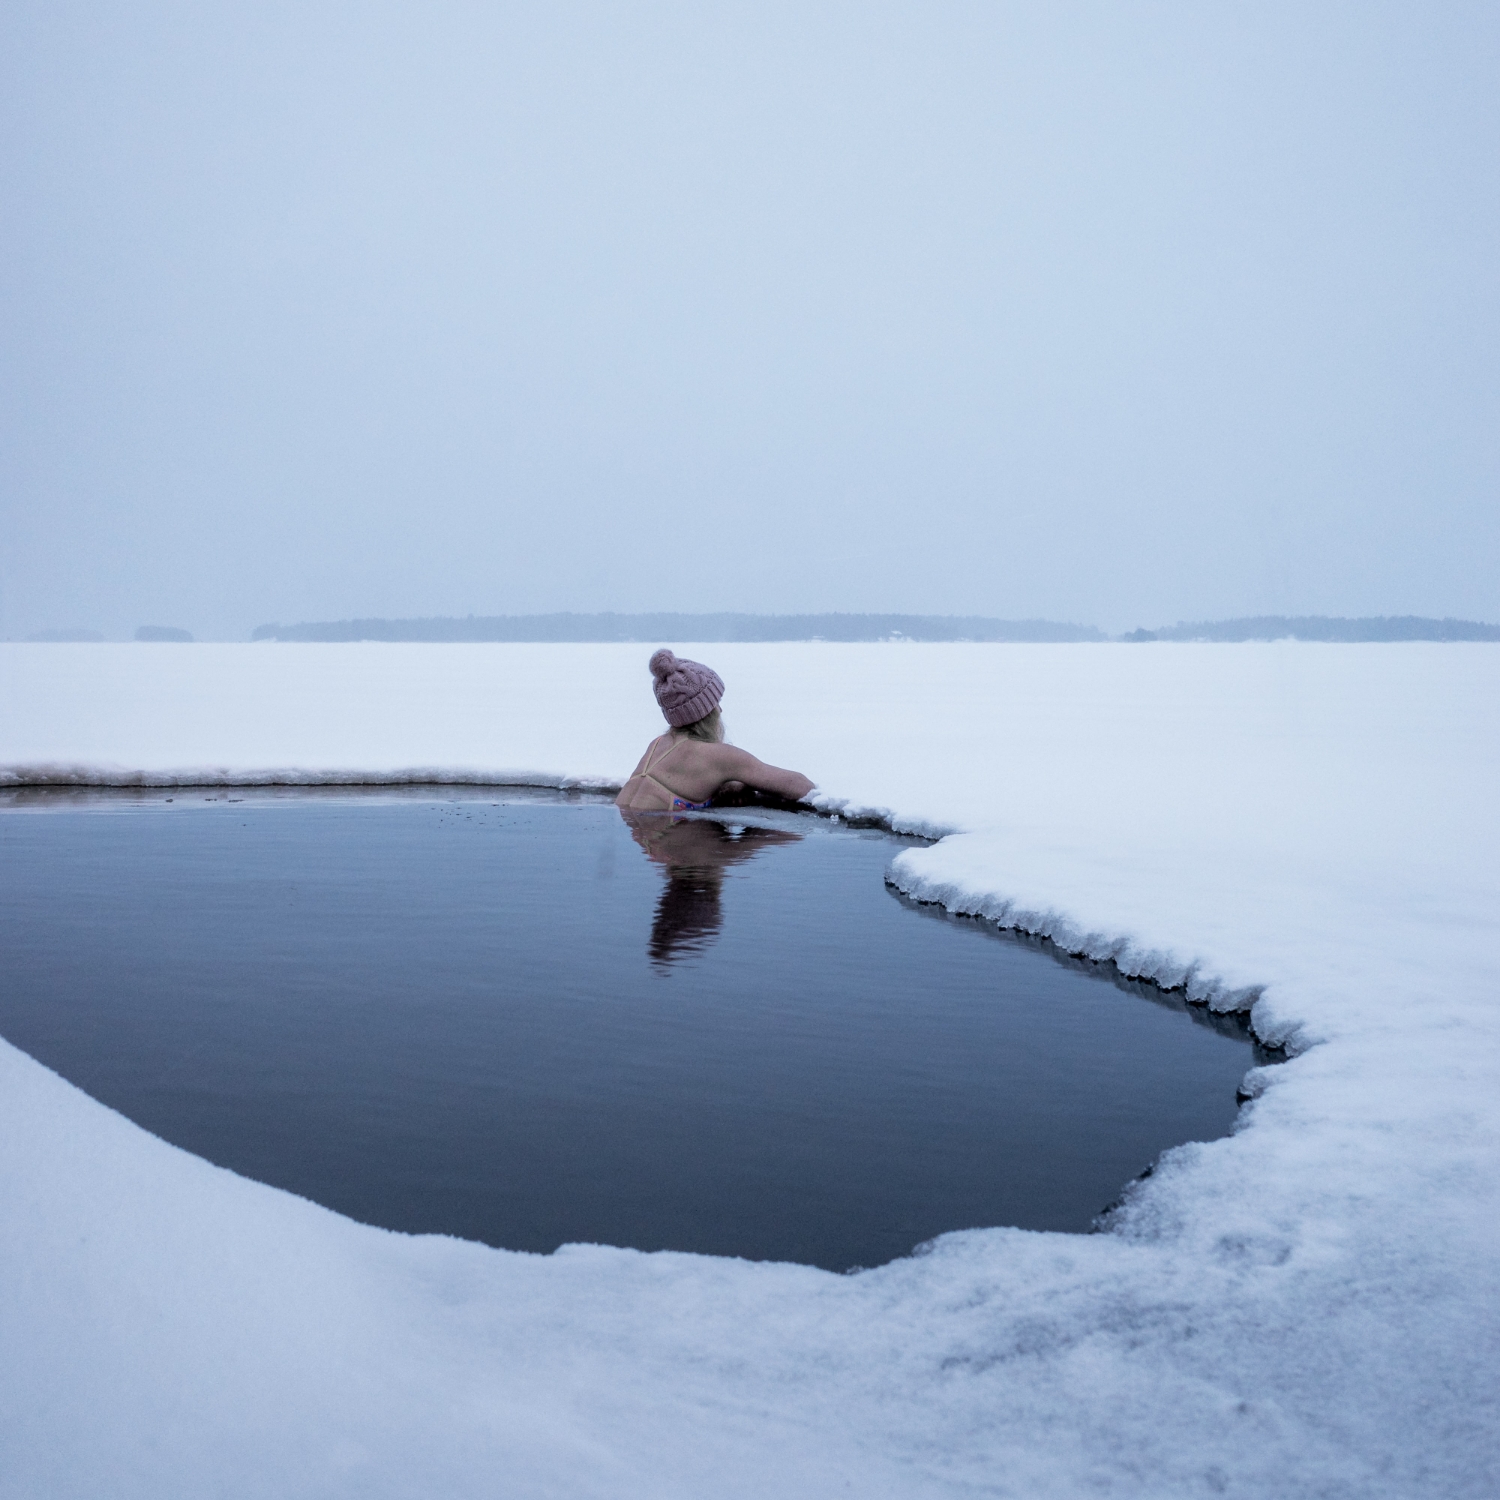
xmin=2 ymin=641 xmax=1497 ymax=1497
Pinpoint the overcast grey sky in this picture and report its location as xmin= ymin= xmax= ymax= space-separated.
xmin=2 ymin=2 xmax=1496 ymax=639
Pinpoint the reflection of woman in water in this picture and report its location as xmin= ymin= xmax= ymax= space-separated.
xmin=617 ymin=649 xmax=813 ymax=966
xmin=624 ymin=816 xmax=803 ymax=967
xmin=616 ymin=650 xmax=815 ymax=813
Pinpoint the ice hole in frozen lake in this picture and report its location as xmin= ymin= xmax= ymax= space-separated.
xmin=0 ymin=787 xmax=1272 ymax=1271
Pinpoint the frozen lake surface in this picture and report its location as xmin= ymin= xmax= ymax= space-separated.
xmin=0 ymin=788 xmax=1259 ymax=1270
xmin=2 ymin=643 xmax=1497 ymax=1496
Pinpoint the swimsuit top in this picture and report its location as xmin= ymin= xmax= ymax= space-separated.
xmin=628 ymin=735 xmax=713 ymax=811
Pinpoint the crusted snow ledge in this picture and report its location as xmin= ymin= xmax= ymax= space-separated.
xmin=805 ymin=789 xmax=960 ymax=841
xmin=887 ymin=853 xmax=1265 ymax=1016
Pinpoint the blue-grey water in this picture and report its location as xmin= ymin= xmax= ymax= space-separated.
xmin=0 ymin=788 xmax=1262 ymax=1271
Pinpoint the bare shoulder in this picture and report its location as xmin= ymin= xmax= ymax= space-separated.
xmin=684 ymin=741 xmax=762 ymax=775
xmin=628 ymin=732 xmax=670 ymax=773
xmin=695 ymin=741 xmax=814 ymax=801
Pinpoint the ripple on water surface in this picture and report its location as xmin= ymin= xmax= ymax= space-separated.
xmin=0 ymin=788 xmax=1266 ymax=1271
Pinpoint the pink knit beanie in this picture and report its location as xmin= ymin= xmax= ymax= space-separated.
xmin=649 ymin=649 xmax=724 ymax=727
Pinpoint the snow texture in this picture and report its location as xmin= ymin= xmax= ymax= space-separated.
xmin=2 ymin=641 xmax=1497 ymax=1498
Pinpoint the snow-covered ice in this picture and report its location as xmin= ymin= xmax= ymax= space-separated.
xmin=1 ymin=641 xmax=1497 ymax=1497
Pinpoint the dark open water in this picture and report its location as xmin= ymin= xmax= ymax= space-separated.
xmin=0 ymin=788 xmax=1264 ymax=1270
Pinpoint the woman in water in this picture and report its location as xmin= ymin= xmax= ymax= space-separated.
xmin=616 ymin=649 xmax=815 ymax=813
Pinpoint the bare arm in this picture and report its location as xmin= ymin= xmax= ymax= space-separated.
xmin=702 ymin=743 xmax=814 ymax=802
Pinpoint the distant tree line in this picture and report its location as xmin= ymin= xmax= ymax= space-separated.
xmin=1120 ymin=616 xmax=1500 ymax=643
xmin=24 ymin=613 xmax=1500 ymax=644
xmin=248 ymin=611 xmax=1500 ymax=643
xmin=250 ymin=613 xmax=1108 ymax=643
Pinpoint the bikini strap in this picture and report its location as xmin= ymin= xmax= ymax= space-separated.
xmin=641 ymin=733 xmax=684 ymax=776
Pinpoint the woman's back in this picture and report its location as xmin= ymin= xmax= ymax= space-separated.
xmin=616 ymin=729 xmax=813 ymax=813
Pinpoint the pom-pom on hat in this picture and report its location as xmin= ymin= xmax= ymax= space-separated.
xmin=649 ymin=648 xmax=724 ymax=727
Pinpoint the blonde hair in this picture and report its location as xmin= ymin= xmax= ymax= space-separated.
xmin=679 ymin=706 xmax=725 ymax=742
